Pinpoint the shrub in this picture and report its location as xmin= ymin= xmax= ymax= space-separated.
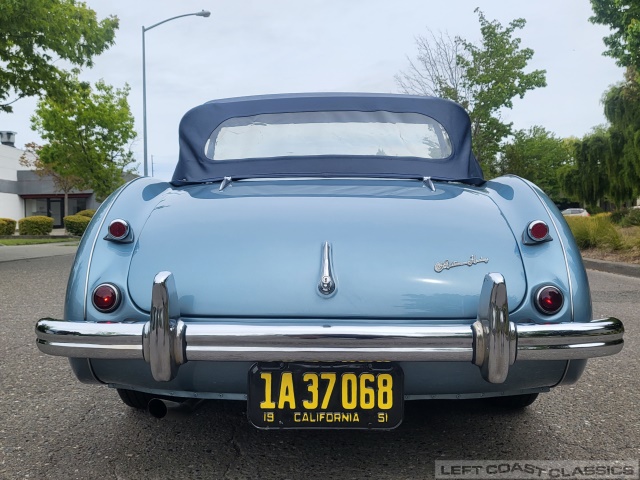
xmin=76 ymin=209 xmax=96 ymax=218
xmin=588 ymin=205 xmax=604 ymax=215
xmin=621 ymin=208 xmax=640 ymax=227
xmin=609 ymin=209 xmax=627 ymax=224
xmin=565 ymin=215 xmax=623 ymax=250
xmin=0 ymin=218 xmax=16 ymax=235
xmin=19 ymin=216 xmax=54 ymax=235
xmin=64 ymin=215 xmax=91 ymax=236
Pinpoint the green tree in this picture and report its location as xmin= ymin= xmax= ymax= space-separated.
xmin=501 ymin=126 xmax=571 ymax=201
xmin=0 ymin=0 xmax=118 ymax=113
xmin=31 ymin=78 xmax=137 ymax=200
xmin=589 ymin=1 xmax=640 ymax=209
xmin=590 ymin=0 xmax=640 ymax=71
xmin=558 ymin=127 xmax=635 ymax=209
xmin=19 ymin=142 xmax=85 ymax=217
xmin=396 ymin=8 xmax=547 ymax=176
xmin=603 ymin=75 xmax=640 ymax=205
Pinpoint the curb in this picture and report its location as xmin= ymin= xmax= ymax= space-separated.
xmin=583 ymin=258 xmax=640 ymax=279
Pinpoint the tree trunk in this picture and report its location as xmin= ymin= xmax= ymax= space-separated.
xmin=63 ymin=191 xmax=69 ymax=219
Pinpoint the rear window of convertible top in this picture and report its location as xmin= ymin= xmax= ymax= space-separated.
xmin=204 ymin=110 xmax=453 ymax=161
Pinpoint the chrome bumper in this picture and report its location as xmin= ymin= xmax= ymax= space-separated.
xmin=35 ymin=272 xmax=624 ymax=385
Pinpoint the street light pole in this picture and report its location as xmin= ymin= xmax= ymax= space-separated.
xmin=142 ymin=10 xmax=211 ymax=177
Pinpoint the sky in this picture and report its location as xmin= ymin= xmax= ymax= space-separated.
xmin=1 ymin=0 xmax=625 ymax=180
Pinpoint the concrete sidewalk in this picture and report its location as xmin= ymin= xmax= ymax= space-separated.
xmin=0 ymin=242 xmax=78 ymax=262
xmin=582 ymin=257 xmax=640 ymax=278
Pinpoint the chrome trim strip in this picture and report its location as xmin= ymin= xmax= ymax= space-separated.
xmin=219 ymin=176 xmax=232 ymax=191
xmin=36 ymin=319 xmax=143 ymax=359
xmin=422 ymin=176 xmax=435 ymax=191
xmin=35 ymin=317 xmax=624 ymax=381
xmin=186 ymin=323 xmax=475 ymax=362
xmin=318 ymin=241 xmax=336 ymax=296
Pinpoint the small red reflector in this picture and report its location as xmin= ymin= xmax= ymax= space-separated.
xmin=108 ymin=220 xmax=129 ymax=239
xmin=92 ymin=284 xmax=120 ymax=312
xmin=528 ymin=221 xmax=549 ymax=241
xmin=536 ymin=286 xmax=563 ymax=314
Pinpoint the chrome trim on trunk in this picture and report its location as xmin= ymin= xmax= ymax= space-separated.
xmin=318 ymin=241 xmax=336 ymax=296
xmin=219 ymin=176 xmax=233 ymax=191
xmin=422 ymin=176 xmax=435 ymax=191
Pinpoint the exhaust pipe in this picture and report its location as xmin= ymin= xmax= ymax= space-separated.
xmin=147 ymin=398 xmax=205 ymax=419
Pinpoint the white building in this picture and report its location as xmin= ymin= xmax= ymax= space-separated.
xmin=0 ymin=131 xmax=100 ymax=229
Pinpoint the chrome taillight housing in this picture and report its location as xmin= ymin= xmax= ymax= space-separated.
xmin=523 ymin=220 xmax=551 ymax=244
xmin=535 ymin=285 xmax=563 ymax=315
xmin=105 ymin=219 xmax=133 ymax=243
xmin=92 ymin=283 xmax=121 ymax=312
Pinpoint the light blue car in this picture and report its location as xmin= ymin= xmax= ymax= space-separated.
xmin=36 ymin=93 xmax=624 ymax=429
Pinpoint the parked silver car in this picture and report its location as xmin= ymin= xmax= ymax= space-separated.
xmin=561 ymin=208 xmax=590 ymax=217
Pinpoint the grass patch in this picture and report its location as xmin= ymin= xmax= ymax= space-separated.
xmin=567 ymin=217 xmax=640 ymax=264
xmin=565 ymin=215 xmax=623 ymax=250
xmin=0 ymin=238 xmax=79 ymax=246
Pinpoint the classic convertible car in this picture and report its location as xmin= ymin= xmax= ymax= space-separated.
xmin=36 ymin=93 xmax=624 ymax=429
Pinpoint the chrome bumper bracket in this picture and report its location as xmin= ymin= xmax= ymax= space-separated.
xmin=472 ymin=273 xmax=517 ymax=383
xmin=142 ymin=272 xmax=185 ymax=382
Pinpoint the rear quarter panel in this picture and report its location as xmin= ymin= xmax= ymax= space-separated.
xmin=484 ymin=175 xmax=591 ymax=324
xmin=65 ymin=177 xmax=172 ymax=322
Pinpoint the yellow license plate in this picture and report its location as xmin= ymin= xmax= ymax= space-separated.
xmin=247 ymin=362 xmax=403 ymax=429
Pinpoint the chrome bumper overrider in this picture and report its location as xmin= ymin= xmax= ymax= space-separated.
xmin=35 ymin=272 xmax=624 ymax=384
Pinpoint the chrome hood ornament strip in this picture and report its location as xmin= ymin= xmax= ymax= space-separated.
xmin=318 ymin=241 xmax=336 ymax=296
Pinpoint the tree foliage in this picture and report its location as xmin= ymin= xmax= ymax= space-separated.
xmin=559 ymin=121 xmax=638 ymax=210
xmin=19 ymin=142 xmax=86 ymax=217
xmin=396 ymin=9 xmax=547 ymax=176
xmin=30 ymin=78 xmax=137 ymax=200
xmin=572 ymin=128 xmax=611 ymax=208
xmin=603 ymin=73 xmax=640 ymax=203
xmin=0 ymin=0 xmax=118 ymax=113
xmin=590 ymin=0 xmax=640 ymax=71
xmin=396 ymin=31 xmax=470 ymax=103
xmin=501 ymin=126 xmax=571 ymax=201
xmin=20 ymin=141 xmax=85 ymax=193
xmin=584 ymin=1 xmax=640 ymax=209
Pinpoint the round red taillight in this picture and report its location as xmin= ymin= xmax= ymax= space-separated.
xmin=528 ymin=221 xmax=549 ymax=241
xmin=108 ymin=219 xmax=129 ymax=240
xmin=92 ymin=283 xmax=121 ymax=312
xmin=536 ymin=286 xmax=563 ymax=315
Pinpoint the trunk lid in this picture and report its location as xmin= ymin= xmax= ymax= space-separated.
xmin=127 ymin=180 xmax=526 ymax=319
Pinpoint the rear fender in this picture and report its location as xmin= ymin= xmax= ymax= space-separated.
xmin=65 ymin=177 xmax=172 ymax=322
xmin=484 ymin=175 xmax=590 ymax=324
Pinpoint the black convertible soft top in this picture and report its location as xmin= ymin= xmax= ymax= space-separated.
xmin=172 ymin=93 xmax=484 ymax=185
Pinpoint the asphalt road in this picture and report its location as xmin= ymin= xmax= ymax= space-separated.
xmin=1 ymin=255 xmax=638 ymax=480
